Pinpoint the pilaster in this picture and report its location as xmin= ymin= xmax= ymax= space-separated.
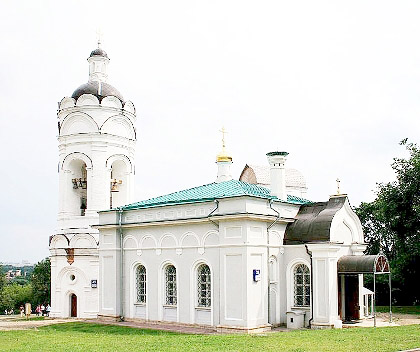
xmin=306 ymin=243 xmax=342 ymax=329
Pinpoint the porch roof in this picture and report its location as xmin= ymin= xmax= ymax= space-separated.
xmin=337 ymin=254 xmax=390 ymax=274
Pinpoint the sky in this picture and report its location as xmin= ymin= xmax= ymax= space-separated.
xmin=0 ymin=1 xmax=419 ymax=263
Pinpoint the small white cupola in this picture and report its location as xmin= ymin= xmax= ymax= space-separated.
xmin=215 ymin=127 xmax=233 ymax=183
xmin=266 ymin=151 xmax=289 ymax=200
xmin=87 ymin=40 xmax=110 ymax=83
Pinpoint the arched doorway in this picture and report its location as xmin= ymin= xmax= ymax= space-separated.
xmin=70 ymin=294 xmax=77 ymax=317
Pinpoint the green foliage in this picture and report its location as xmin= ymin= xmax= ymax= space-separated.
xmin=0 ymin=323 xmax=419 ymax=352
xmin=355 ymin=140 xmax=420 ymax=305
xmin=10 ymin=276 xmax=30 ymax=286
xmin=376 ymin=305 xmax=420 ymax=314
xmin=0 ymin=283 xmax=32 ymax=312
xmin=31 ymin=258 xmax=51 ymax=305
xmin=0 ymin=260 xmax=50 ymax=313
xmin=0 ymin=265 xmax=6 ymax=292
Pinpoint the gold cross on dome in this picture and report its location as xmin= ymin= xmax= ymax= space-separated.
xmin=220 ymin=127 xmax=227 ymax=148
xmin=336 ymin=178 xmax=341 ymax=195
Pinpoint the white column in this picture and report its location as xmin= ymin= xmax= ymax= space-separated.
xmin=86 ymin=165 xmax=111 ymax=216
xmin=307 ymin=244 xmax=342 ymax=329
xmin=58 ymin=170 xmax=72 ymax=220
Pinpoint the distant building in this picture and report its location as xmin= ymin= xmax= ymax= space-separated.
xmin=5 ymin=269 xmax=22 ymax=280
xmin=49 ymin=45 xmax=388 ymax=332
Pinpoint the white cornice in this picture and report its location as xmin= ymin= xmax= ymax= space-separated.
xmin=96 ymin=213 xmax=294 ymax=229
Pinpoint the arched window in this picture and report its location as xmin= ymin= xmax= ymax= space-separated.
xmin=136 ymin=265 xmax=146 ymax=303
xmin=197 ymin=264 xmax=211 ymax=308
xmin=165 ymin=265 xmax=177 ymax=305
xmin=294 ymin=264 xmax=310 ymax=307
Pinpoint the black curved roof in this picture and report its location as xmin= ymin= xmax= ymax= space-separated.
xmin=284 ymin=195 xmax=346 ymax=244
xmin=89 ymin=48 xmax=108 ymax=58
xmin=71 ymin=81 xmax=124 ymax=102
xmin=338 ymin=254 xmax=390 ymax=274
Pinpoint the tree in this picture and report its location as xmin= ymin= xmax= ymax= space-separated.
xmin=0 ymin=284 xmax=32 ymax=313
xmin=0 ymin=265 xmax=6 ymax=292
xmin=31 ymin=258 xmax=51 ymax=305
xmin=355 ymin=139 xmax=420 ymax=305
xmin=11 ymin=276 xmax=30 ymax=286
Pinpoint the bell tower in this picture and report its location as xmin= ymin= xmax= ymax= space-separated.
xmin=49 ymin=44 xmax=137 ymax=318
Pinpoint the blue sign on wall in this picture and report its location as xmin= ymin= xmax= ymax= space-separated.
xmin=253 ymin=269 xmax=261 ymax=282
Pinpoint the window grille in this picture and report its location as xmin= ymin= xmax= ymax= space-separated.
xmin=294 ymin=264 xmax=310 ymax=307
xmin=136 ymin=265 xmax=146 ymax=303
xmin=197 ymin=264 xmax=211 ymax=307
xmin=165 ymin=265 xmax=177 ymax=305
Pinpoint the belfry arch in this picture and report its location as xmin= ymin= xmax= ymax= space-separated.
xmin=107 ymin=155 xmax=133 ymax=209
xmin=64 ymin=158 xmax=88 ymax=216
xmin=110 ymin=160 xmax=128 ymax=208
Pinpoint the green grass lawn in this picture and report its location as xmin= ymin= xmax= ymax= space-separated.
xmin=376 ymin=305 xmax=420 ymax=315
xmin=0 ymin=323 xmax=419 ymax=352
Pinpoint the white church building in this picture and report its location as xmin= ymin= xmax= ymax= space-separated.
xmin=49 ymin=45 xmax=389 ymax=332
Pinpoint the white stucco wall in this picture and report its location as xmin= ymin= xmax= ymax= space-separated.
xmin=49 ymin=231 xmax=99 ymax=318
xmin=98 ymin=197 xmax=290 ymax=330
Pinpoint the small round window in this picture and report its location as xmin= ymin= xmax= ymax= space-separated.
xmin=70 ymin=274 xmax=76 ymax=281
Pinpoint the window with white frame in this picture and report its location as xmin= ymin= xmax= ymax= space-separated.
xmin=197 ymin=264 xmax=211 ymax=308
xmin=294 ymin=264 xmax=310 ymax=307
xmin=136 ymin=265 xmax=146 ymax=303
xmin=165 ymin=265 xmax=177 ymax=305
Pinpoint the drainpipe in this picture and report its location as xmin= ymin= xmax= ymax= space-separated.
xmin=118 ymin=207 xmax=124 ymax=321
xmin=267 ymin=199 xmax=280 ymax=325
xmin=208 ymin=200 xmax=219 ymax=228
xmin=305 ymin=244 xmax=313 ymax=328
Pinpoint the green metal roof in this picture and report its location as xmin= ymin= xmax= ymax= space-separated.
xmin=121 ymin=180 xmax=311 ymax=211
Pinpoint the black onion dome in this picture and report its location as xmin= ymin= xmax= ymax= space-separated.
xmin=89 ymin=48 xmax=109 ymax=58
xmin=71 ymin=81 xmax=124 ymax=102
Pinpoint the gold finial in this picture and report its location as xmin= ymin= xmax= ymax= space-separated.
xmin=336 ymin=178 xmax=341 ymax=195
xmin=96 ymin=28 xmax=103 ymax=48
xmin=216 ymin=127 xmax=232 ymax=162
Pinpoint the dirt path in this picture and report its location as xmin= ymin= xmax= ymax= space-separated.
xmin=0 ymin=316 xmax=73 ymax=331
xmin=376 ymin=312 xmax=420 ymax=326
xmin=87 ymin=319 xmax=218 ymax=335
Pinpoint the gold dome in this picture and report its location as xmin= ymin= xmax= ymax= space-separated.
xmin=216 ymin=148 xmax=232 ymax=162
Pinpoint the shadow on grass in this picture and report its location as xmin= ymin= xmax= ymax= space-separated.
xmin=41 ymin=322 xmax=181 ymax=336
